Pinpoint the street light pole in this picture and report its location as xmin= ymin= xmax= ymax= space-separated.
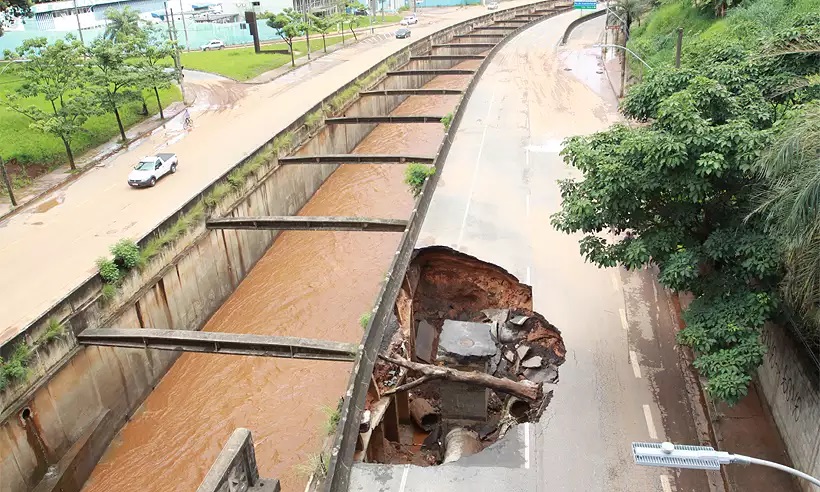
xmin=594 ymin=43 xmax=652 ymax=98
xmin=72 ymin=0 xmax=85 ymax=45
xmin=632 ymin=442 xmax=820 ymax=489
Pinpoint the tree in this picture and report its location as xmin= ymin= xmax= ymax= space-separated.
xmin=551 ymin=64 xmax=783 ymax=405
xmin=311 ymin=13 xmax=334 ymax=53
xmin=267 ymin=8 xmax=305 ymax=67
xmin=612 ymin=0 xmax=648 ymax=41
xmin=3 ymin=37 xmax=98 ymax=170
xmin=0 ymin=0 xmax=30 ymax=36
xmin=87 ymin=38 xmax=141 ymax=141
xmin=132 ymin=25 xmax=177 ymax=119
xmin=103 ymin=6 xmax=143 ymax=42
xmin=343 ymin=1 xmax=367 ymax=41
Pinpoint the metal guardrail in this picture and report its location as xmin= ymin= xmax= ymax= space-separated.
xmin=205 ymin=216 xmax=408 ymax=232
xmin=279 ymin=155 xmax=435 ymax=165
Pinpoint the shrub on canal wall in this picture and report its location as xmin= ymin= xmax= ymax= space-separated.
xmin=404 ymin=163 xmax=436 ymax=197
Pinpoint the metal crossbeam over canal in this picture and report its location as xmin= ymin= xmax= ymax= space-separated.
xmin=409 ymin=55 xmax=486 ymax=60
xmin=386 ymin=69 xmax=476 ymax=76
xmin=324 ymin=115 xmax=445 ymax=124
xmin=359 ymin=88 xmax=464 ymax=96
xmin=279 ymin=154 xmax=434 ymax=165
xmin=206 ymin=216 xmax=408 ymax=232
xmin=432 ymin=43 xmax=497 ymax=49
xmin=78 ymin=329 xmax=357 ymax=362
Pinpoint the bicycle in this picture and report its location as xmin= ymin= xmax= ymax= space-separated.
xmin=183 ymin=116 xmax=194 ymax=130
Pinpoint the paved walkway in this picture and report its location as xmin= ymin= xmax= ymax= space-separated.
xmin=0 ymin=2 xmax=536 ymax=345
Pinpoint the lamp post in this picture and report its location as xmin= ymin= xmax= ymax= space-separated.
xmin=632 ymin=442 xmax=820 ymax=489
xmin=594 ymin=43 xmax=652 ymax=97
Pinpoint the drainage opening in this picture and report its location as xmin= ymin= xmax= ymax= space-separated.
xmin=364 ymin=246 xmax=566 ymax=466
xmin=20 ymin=407 xmax=32 ymax=421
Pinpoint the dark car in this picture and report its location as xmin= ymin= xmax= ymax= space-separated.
xmin=396 ymin=28 xmax=411 ymax=39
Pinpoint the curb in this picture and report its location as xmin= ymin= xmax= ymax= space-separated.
xmin=668 ymin=290 xmax=731 ymax=492
xmin=0 ymin=103 xmax=190 ymax=224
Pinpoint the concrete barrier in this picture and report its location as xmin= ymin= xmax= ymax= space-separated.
xmin=197 ymin=428 xmax=280 ymax=492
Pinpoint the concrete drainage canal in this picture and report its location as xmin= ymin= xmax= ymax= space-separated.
xmin=361 ymin=246 xmax=565 ymax=467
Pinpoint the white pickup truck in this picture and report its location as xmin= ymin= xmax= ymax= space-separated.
xmin=128 ymin=153 xmax=178 ymax=188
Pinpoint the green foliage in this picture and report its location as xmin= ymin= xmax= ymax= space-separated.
xmin=38 ymin=318 xmax=66 ymax=344
xmin=87 ymin=38 xmax=143 ymax=142
xmin=100 ymin=282 xmax=117 ymax=302
xmin=0 ymin=0 xmax=30 ymax=36
xmin=552 ymin=18 xmax=820 ymax=403
xmin=104 ymin=7 xmax=143 ymax=42
xmin=111 ymin=239 xmax=142 ymax=269
xmin=398 ymin=5 xmax=410 ymax=11
xmin=3 ymin=37 xmax=98 ymax=169
xmin=359 ymin=311 xmax=371 ymax=329
xmin=267 ymin=8 xmax=307 ymax=67
xmin=404 ymin=163 xmax=435 ymax=198
xmin=305 ymin=109 xmax=325 ymax=130
xmin=441 ymin=112 xmax=453 ymax=131
xmin=321 ymin=400 xmax=343 ymax=435
xmin=0 ymin=343 xmax=33 ymax=389
xmin=97 ymin=257 xmax=122 ymax=284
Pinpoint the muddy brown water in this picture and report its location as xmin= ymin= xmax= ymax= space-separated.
xmin=82 ymin=75 xmax=469 ymax=492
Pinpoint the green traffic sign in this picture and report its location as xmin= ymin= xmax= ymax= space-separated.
xmin=573 ymin=1 xmax=597 ymax=8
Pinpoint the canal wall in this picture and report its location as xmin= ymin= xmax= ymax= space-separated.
xmin=757 ymin=324 xmax=820 ymax=492
xmin=0 ymin=5 xmax=548 ymax=489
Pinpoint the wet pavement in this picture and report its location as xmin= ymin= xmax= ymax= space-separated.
xmin=352 ymin=11 xmax=717 ymax=492
xmin=0 ymin=0 xmax=544 ymax=346
xmin=82 ymin=74 xmax=461 ymax=492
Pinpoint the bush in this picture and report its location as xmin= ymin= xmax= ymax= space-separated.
xmin=359 ymin=312 xmax=371 ymax=329
xmin=111 ymin=239 xmax=141 ymax=269
xmin=97 ymin=257 xmax=121 ymax=284
xmin=441 ymin=112 xmax=453 ymax=131
xmin=101 ymin=283 xmax=117 ymax=302
xmin=404 ymin=163 xmax=435 ymax=197
xmin=398 ymin=5 xmax=410 ymax=11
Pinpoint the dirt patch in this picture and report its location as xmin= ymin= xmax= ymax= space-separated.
xmin=0 ymin=160 xmax=51 ymax=194
xmin=368 ymin=247 xmax=565 ymax=466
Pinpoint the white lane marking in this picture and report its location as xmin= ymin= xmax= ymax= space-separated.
xmin=456 ymin=89 xmax=497 ymax=248
xmin=398 ymin=464 xmax=410 ymax=491
xmin=660 ymin=474 xmax=672 ymax=492
xmin=619 ymin=308 xmax=628 ymax=331
xmin=524 ymin=422 xmax=531 ymax=469
xmin=629 ymin=350 xmax=642 ymax=379
xmin=643 ymin=404 xmax=658 ymax=439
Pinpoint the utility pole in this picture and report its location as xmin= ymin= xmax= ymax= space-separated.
xmin=72 ymin=0 xmax=85 ymax=45
xmin=305 ymin=11 xmax=311 ymax=60
xmin=0 ymin=157 xmax=17 ymax=207
xmin=179 ymin=0 xmax=190 ymax=50
xmin=675 ymin=27 xmax=683 ymax=68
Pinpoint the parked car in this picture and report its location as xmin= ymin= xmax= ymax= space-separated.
xmin=201 ymin=39 xmax=225 ymax=51
xmin=400 ymin=14 xmax=418 ymax=25
xmin=487 ymin=1 xmax=499 ymax=9
xmin=354 ymin=8 xmax=368 ymax=15
xmin=128 ymin=154 xmax=178 ymax=188
xmin=396 ymin=28 xmax=411 ymax=39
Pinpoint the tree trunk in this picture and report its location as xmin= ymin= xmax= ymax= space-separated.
xmin=380 ymin=355 xmax=541 ymax=401
xmin=140 ymin=96 xmax=149 ymax=116
xmin=113 ymin=103 xmax=127 ymax=142
xmin=350 ymin=24 xmax=358 ymax=41
xmin=322 ymin=34 xmax=327 ymax=53
xmin=62 ymin=138 xmax=76 ymax=170
xmin=289 ymin=40 xmax=295 ymax=67
xmin=154 ymin=86 xmax=165 ymax=119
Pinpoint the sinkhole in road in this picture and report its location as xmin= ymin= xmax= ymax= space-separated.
xmin=368 ymin=246 xmax=566 ymax=466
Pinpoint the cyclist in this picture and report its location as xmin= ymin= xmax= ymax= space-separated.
xmin=182 ymin=108 xmax=193 ymax=130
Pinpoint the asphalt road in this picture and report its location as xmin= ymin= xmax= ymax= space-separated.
xmin=353 ymin=10 xmax=718 ymax=492
xmin=0 ymin=1 xmax=543 ymax=345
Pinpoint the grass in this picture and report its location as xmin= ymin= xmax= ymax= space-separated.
xmin=0 ymin=70 xmax=181 ymax=170
xmin=180 ymin=35 xmax=347 ymax=81
xmin=321 ymin=404 xmax=342 ymax=435
xmin=404 ymin=163 xmax=435 ymax=197
xmin=359 ymin=312 xmax=372 ymax=329
xmin=628 ymin=0 xmax=820 ymax=76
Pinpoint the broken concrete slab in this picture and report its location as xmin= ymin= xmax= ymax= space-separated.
xmin=497 ymin=323 xmax=523 ymax=344
xmin=482 ymin=308 xmax=510 ymax=326
xmin=521 ymin=356 xmax=542 ymax=368
xmin=437 ymin=320 xmax=497 ymax=363
xmin=516 ymin=345 xmax=530 ymax=360
xmin=416 ymin=320 xmax=437 ymax=363
xmin=509 ymin=315 xmax=530 ymax=326
xmin=523 ymin=366 xmax=558 ymax=384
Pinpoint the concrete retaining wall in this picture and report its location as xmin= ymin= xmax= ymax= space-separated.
xmin=757 ymin=324 xmax=820 ymax=492
xmin=197 ymin=428 xmax=280 ymax=492
xmin=0 ymin=6 xmax=550 ymax=491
